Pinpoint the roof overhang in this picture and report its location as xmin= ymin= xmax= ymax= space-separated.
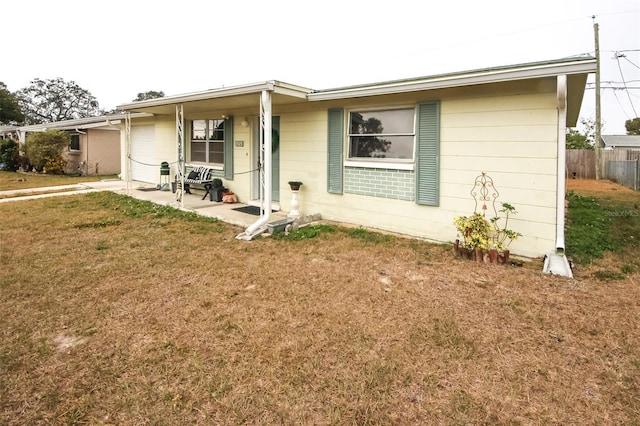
xmin=19 ymin=113 xmax=151 ymax=132
xmin=601 ymin=135 xmax=640 ymax=149
xmin=307 ymin=57 xmax=597 ymax=101
xmin=117 ymin=81 xmax=313 ymax=115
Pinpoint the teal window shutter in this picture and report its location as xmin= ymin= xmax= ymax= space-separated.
xmin=327 ymin=108 xmax=344 ymax=194
xmin=224 ymin=116 xmax=234 ymax=180
xmin=415 ymin=101 xmax=440 ymax=206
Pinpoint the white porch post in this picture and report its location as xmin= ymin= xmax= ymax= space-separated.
xmin=176 ymin=104 xmax=185 ymax=210
xmin=237 ymin=90 xmax=273 ymax=239
xmin=262 ymin=90 xmax=273 ymax=216
xmin=125 ymin=112 xmax=132 ymax=195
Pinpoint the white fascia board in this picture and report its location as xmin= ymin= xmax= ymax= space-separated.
xmin=308 ymin=58 xmax=597 ymax=101
xmin=19 ymin=113 xmax=152 ymax=132
xmin=117 ymin=81 xmax=312 ymax=111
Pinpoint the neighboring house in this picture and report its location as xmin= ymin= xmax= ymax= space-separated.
xmin=17 ymin=114 xmax=140 ymax=175
xmin=602 ymin=135 xmax=640 ymax=150
xmin=117 ymin=56 xmax=596 ymax=259
xmin=0 ymin=125 xmax=20 ymax=140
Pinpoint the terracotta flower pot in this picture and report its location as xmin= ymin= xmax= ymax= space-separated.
xmin=474 ymin=248 xmax=483 ymax=262
xmin=453 ymin=239 xmax=460 ymax=256
xmin=497 ymin=249 xmax=510 ymax=265
xmin=459 ymin=247 xmax=470 ymax=259
xmin=502 ymin=249 xmax=510 ymax=264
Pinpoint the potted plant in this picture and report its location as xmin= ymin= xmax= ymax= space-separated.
xmin=288 ymin=181 xmax=303 ymax=191
xmin=453 ymin=212 xmax=491 ymax=261
xmin=453 ymin=202 xmax=521 ymax=265
xmin=489 ymin=202 xmax=522 ymax=264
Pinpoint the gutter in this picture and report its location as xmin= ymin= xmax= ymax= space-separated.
xmin=236 ymin=90 xmax=273 ymax=240
xmin=308 ymin=57 xmax=596 ymax=101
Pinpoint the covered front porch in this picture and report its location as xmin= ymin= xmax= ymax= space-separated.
xmin=117 ymin=81 xmax=314 ymax=239
xmin=126 ymin=182 xmax=291 ymax=230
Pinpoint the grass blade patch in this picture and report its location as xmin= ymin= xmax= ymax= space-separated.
xmin=565 ymin=191 xmax=619 ymax=264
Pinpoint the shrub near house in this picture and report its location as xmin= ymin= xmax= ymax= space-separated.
xmin=24 ymin=130 xmax=69 ymax=174
xmin=0 ymin=138 xmax=20 ymax=171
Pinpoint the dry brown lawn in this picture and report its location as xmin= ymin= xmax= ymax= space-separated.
xmin=0 ymin=171 xmax=114 ymax=191
xmin=0 ymin=180 xmax=639 ymax=425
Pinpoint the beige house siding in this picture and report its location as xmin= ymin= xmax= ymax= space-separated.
xmin=64 ymin=128 xmax=121 ymax=175
xmin=123 ymin=77 xmax=564 ymax=258
xmin=270 ymin=78 xmax=560 ymax=258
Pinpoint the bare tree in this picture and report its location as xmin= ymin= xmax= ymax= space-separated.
xmin=15 ymin=78 xmax=101 ymax=125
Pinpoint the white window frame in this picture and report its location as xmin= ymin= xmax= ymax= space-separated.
xmin=346 ymin=106 xmax=416 ymax=169
xmin=190 ymin=119 xmax=225 ymax=166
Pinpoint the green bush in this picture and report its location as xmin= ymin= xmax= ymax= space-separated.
xmin=43 ymin=155 xmax=67 ymax=174
xmin=0 ymin=138 xmax=20 ymax=171
xmin=24 ymin=130 xmax=69 ymax=172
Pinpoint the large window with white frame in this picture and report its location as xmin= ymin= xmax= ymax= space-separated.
xmin=348 ymin=108 xmax=415 ymax=161
xmin=190 ymin=119 xmax=225 ymax=164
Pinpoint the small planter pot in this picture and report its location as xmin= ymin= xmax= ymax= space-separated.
xmin=474 ymin=248 xmax=484 ymax=262
xmin=459 ymin=247 xmax=471 ymax=259
xmin=288 ymin=181 xmax=303 ymax=191
xmin=497 ymin=249 xmax=510 ymax=265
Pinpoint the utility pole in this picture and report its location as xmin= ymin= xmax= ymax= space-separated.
xmin=593 ymin=16 xmax=602 ymax=180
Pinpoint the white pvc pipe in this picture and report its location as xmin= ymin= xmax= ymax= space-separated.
xmin=556 ymin=75 xmax=567 ymax=251
xmin=243 ymin=90 xmax=272 ymax=236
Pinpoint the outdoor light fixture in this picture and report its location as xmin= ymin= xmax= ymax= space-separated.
xmin=241 ymin=118 xmax=249 ymax=127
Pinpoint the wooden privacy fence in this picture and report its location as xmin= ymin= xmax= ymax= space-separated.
xmin=566 ymin=149 xmax=640 ymax=190
xmin=566 ymin=149 xmax=595 ymax=179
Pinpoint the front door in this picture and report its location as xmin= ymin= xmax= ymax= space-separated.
xmin=251 ymin=115 xmax=280 ymax=203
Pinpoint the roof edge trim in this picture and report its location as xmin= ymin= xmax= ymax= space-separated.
xmin=308 ymin=57 xmax=597 ymax=101
xmin=117 ymin=81 xmax=312 ymax=111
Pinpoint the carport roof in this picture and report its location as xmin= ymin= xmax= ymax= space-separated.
xmin=116 ymin=81 xmax=313 ymax=115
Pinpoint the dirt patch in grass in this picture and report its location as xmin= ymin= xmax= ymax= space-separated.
xmin=1 ymin=190 xmax=639 ymax=424
xmin=567 ymin=177 xmax=636 ymax=195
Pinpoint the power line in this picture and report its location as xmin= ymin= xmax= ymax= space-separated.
xmin=621 ymin=56 xmax=640 ymax=70
xmin=614 ymin=52 xmax=639 ymax=116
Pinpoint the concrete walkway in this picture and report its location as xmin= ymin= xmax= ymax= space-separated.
xmin=0 ymin=179 xmax=289 ymax=230
xmin=0 ymin=180 xmax=128 ymax=203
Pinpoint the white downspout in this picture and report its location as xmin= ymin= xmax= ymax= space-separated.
xmin=237 ymin=90 xmax=272 ymax=239
xmin=556 ymin=74 xmax=567 ymax=251
xmin=543 ymin=74 xmax=573 ymax=277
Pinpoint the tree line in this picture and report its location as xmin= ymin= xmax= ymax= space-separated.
xmin=0 ymin=78 xmax=164 ymax=173
xmin=0 ymin=78 xmax=164 ymax=126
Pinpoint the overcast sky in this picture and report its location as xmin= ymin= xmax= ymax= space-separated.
xmin=3 ymin=0 xmax=639 ymax=134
